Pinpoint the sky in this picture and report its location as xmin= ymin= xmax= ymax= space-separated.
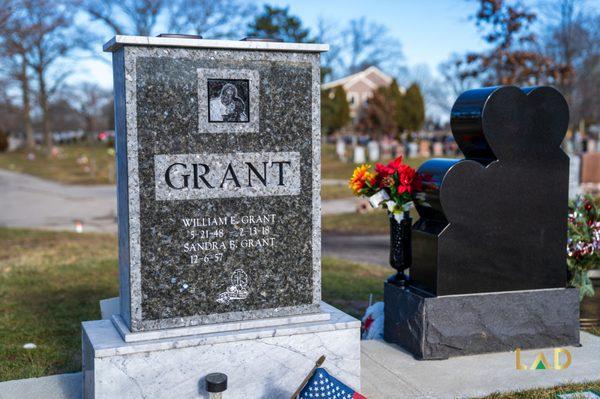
xmin=72 ymin=0 xmax=490 ymax=90
xmin=268 ymin=0 xmax=487 ymax=74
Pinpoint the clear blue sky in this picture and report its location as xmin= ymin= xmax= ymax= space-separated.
xmin=75 ymin=0 xmax=534 ymax=89
xmin=268 ymin=0 xmax=486 ymax=72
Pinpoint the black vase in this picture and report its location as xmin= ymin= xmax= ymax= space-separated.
xmin=388 ymin=211 xmax=412 ymax=285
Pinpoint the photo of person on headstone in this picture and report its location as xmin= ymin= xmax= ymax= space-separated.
xmin=208 ymin=81 xmax=249 ymax=122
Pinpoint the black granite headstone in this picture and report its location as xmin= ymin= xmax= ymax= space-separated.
xmin=384 ymin=86 xmax=580 ymax=359
xmin=411 ymin=86 xmax=569 ymax=296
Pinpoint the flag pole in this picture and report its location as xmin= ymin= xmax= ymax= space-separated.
xmin=290 ymin=355 xmax=326 ymax=399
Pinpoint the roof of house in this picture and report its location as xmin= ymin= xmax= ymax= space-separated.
xmin=321 ymin=66 xmax=394 ymax=91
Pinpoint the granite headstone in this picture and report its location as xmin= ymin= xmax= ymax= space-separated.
xmin=110 ymin=37 xmax=323 ymax=332
xmin=82 ymin=36 xmax=361 ymax=399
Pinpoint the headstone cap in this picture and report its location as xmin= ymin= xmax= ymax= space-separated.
xmin=205 ymin=372 xmax=227 ymax=393
xmin=157 ymin=33 xmax=203 ymax=39
xmin=103 ymin=35 xmax=328 ymax=53
xmin=241 ymin=36 xmax=284 ymax=42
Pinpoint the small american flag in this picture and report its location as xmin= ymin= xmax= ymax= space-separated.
xmin=298 ymin=368 xmax=366 ymax=399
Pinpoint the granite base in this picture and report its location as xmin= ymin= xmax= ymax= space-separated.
xmin=384 ymin=284 xmax=580 ymax=360
xmin=82 ymin=302 xmax=360 ymax=399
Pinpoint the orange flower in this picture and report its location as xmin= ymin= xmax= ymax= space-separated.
xmin=349 ymin=164 xmax=375 ymax=195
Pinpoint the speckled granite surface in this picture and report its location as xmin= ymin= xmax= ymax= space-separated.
xmin=384 ymin=284 xmax=580 ymax=360
xmin=111 ymin=45 xmax=322 ymax=331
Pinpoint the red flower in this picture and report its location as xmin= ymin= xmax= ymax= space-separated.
xmin=387 ymin=156 xmax=404 ymax=172
xmin=375 ymin=162 xmax=392 ymax=177
xmin=397 ymin=164 xmax=418 ymax=194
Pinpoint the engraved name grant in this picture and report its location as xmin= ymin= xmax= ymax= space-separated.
xmin=154 ymin=152 xmax=301 ymax=200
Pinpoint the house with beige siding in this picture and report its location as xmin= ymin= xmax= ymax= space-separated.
xmin=321 ymin=66 xmax=399 ymax=121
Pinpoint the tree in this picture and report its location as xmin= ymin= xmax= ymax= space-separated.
xmin=438 ymin=55 xmax=476 ymax=99
xmin=73 ymin=83 xmax=112 ymax=134
xmin=247 ymin=5 xmax=312 ymax=42
xmin=389 ymin=79 xmax=407 ymax=132
xmin=321 ymin=86 xmax=350 ymax=136
xmin=81 ymin=0 xmax=166 ymax=36
xmin=356 ymin=85 xmax=399 ymax=139
xmin=0 ymin=79 xmax=23 ymax=136
xmin=25 ymin=0 xmax=88 ymax=149
xmin=461 ymin=0 xmax=570 ymax=86
xmin=315 ymin=17 xmax=342 ymax=82
xmin=46 ymin=96 xmax=84 ymax=133
xmin=0 ymin=0 xmax=35 ymax=149
xmin=168 ymin=0 xmax=255 ymax=39
xmin=403 ymin=83 xmax=425 ymax=132
xmin=341 ymin=18 xmax=404 ymax=76
xmin=541 ymin=0 xmax=600 ymax=127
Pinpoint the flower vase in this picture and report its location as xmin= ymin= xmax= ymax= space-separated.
xmin=388 ymin=210 xmax=412 ymax=285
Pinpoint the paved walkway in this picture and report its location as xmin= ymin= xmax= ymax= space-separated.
xmin=362 ymin=332 xmax=600 ymax=398
xmin=2 ymin=332 xmax=599 ymax=399
xmin=321 ymin=198 xmax=358 ymax=215
xmin=323 ymin=234 xmax=389 ymax=267
xmin=0 ymin=169 xmax=117 ymax=233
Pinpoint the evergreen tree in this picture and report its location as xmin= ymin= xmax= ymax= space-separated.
xmin=388 ymin=79 xmax=407 ymax=133
xmin=321 ymin=86 xmax=350 ymax=136
xmin=404 ymin=83 xmax=425 ymax=132
xmin=247 ymin=5 xmax=312 ymax=42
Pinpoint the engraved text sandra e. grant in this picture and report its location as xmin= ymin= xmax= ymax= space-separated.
xmin=154 ymin=152 xmax=301 ymax=200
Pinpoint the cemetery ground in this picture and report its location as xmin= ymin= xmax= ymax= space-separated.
xmin=0 ymin=143 xmax=427 ymax=200
xmin=1 ymin=145 xmax=599 ymax=398
xmin=0 ymin=144 xmax=115 ymax=185
xmin=1 ymin=226 xmax=599 ymax=399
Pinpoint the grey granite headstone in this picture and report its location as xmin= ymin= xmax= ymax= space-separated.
xmin=105 ymin=36 xmax=327 ymax=332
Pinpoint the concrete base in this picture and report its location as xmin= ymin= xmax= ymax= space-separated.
xmin=384 ymin=284 xmax=580 ymax=360
xmin=3 ymin=332 xmax=600 ymax=399
xmin=361 ymin=332 xmax=600 ymax=399
xmin=82 ymin=302 xmax=360 ymax=399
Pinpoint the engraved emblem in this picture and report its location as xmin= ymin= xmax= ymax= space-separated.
xmin=216 ymin=269 xmax=249 ymax=305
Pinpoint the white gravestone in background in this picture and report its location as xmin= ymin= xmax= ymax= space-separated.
xmin=367 ymin=140 xmax=380 ymax=161
xmin=354 ymin=146 xmax=366 ymax=164
xmin=336 ymin=138 xmax=346 ymax=161
xmin=569 ymin=154 xmax=581 ymax=199
xmin=408 ymin=142 xmax=418 ymax=158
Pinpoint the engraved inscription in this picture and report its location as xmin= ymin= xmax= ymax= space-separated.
xmin=155 ymin=152 xmax=301 ymax=200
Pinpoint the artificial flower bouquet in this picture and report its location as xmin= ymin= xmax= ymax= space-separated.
xmin=567 ymin=194 xmax=599 ymax=299
xmin=348 ymin=156 xmax=421 ymax=219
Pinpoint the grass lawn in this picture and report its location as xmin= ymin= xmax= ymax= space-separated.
xmin=0 ymin=227 xmax=388 ymax=381
xmin=0 ymin=228 xmax=118 ymax=381
xmin=322 ymin=183 xmax=354 ymax=200
xmin=478 ymin=381 xmax=600 ymax=398
xmin=0 ymin=144 xmax=115 ymax=185
xmin=322 ymin=208 xmax=419 ymax=235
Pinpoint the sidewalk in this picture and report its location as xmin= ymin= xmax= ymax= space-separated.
xmin=0 ymin=169 xmax=117 ymax=233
